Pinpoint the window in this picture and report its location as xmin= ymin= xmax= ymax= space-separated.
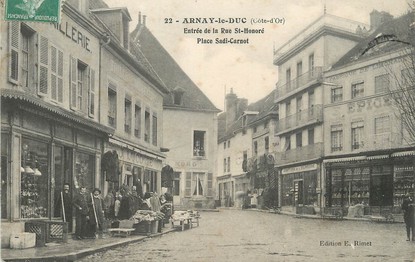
xmin=296 ymin=132 xmax=302 ymax=148
xmin=286 ymin=68 xmax=291 ymax=88
xmin=331 ymin=86 xmax=343 ymax=103
xmin=331 ymin=125 xmax=343 ymax=152
xmin=351 ymin=82 xmax=364 ymax=98
xmin=308 ymin=128 xmax=314 ymax=145
xmin=77 ymin=63 xmax=86 ymax=110
xmin=227 ymin=157 xmax=230 ymax=172
xmin=70 ymin=58 xmax=93 ymax=112
xmin=108 ymin=85 xmax=117 ymax=128
xmin=144 ymin=109 xmax=150 ymax=142
xmin=265 ymin=136 xmax=269 ymax=153
xmin=223 ymin=158 xmax=227 ymax=172
xmin=264 ymin=121 xmax=269 ymax=129
xmin=152 ymin=113 xmax=158 ymax=146
xmin=351 ymin=121 xmax=364 ymax=150
xmin=309 ymin=53 xmax=315 ymax=73
xmin=227 ymin=140 xmax=230 ymax=148
xmin=286 ymin=101 xmax=291 ymax=116
xmin=38 ymin=36 xmax=50 ymax=97
xmin=192 ymin=172 xmax=205 ymax=196
xmin=308 ymin=91 xmax=315 ymax=108
xmin=193 ymin=130 xmax=206 ymax=157
xmin=124 ymin=98 xmax=132 ymax=133
xmin=223 ymin=142 xmax=226 ymax=149
xmin=144 ymin=170 xmax=157 ymax=193
xmin=296 ymin=96 xmax=302 ymax=121
xmin=375 ymin=74 xmax=390 ymax=94
xmin=134 ymin=103 xmax=141 ymax=138
xmin=297 ymin=61 xmax=303 ymax=78
xmin=173 ymin=172 xmax=181 ymax=196
xmin=284 ymin=135 xmax=291 ymax=151
xmin=375 ymin=116 xmax=391 ymax=134
xmin=253 ymin=126 xmax=257 ymax=133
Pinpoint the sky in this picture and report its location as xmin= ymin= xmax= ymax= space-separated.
xmin=105 ymin=0 xmax=410 ymax=111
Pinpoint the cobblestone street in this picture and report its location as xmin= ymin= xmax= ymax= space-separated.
xmin=80 ymin=209 xmax=415 ymax=262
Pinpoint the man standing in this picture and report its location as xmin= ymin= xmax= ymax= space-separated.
xmin=89 ymin=188 xmax=106 ymax=239
xmin=55 ymin=183 xmax=73 ymax=232
xmin=401 ymin=194 xmax=414 ymax=241
xmin=73 ymin=186 xmax=90 ymax=240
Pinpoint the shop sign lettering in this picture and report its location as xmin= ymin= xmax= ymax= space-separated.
xmin=53 ymin=20 xmax=91 ymax=52
xmin=282 ymin=164 xmax=317 ymax=175
xmin=348 ymin=96 xmax=392 ymax=113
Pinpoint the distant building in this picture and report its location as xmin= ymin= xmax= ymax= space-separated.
xmin=322 ymin=12 xmax=415 ymax=212
xmin=217 ymin=89 xmax=278 ymax=209
xmin=273 ymin=13 xmax=368 ymax=214
xmin=131 ymin=14 xmax=220 ymax=209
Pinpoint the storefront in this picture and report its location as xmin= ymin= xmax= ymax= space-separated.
xmin=280 ymin=163 xmax=319 ymax=213
xmin=323 ymin=151 xmax=415 ymax=214
xmin=217 ymin=175 xmax=233 ymax=207
xmin=1 ymin=96 xmax=111 ymax=247
xmin=104 ymin=138 xmax=164 ymax=198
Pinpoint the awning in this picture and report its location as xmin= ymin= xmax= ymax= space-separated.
xmin=323 ymin=156 xmax=367 ymax=163
xmin=366 ymin=155 xmax=390 ymax=160
xmin=2 ymin=89 xmax=114 ymax=134
xmin=391 ymin=150 xmax=415 ymax=157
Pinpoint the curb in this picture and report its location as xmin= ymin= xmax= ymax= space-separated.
xmin=2 ymin=229 xmax=176 ymax=262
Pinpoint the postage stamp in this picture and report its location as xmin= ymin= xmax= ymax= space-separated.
xmin=4 ymin=0 xmax=61 ymax=23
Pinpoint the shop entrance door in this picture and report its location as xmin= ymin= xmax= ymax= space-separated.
xmin=294 ymin=180 xmax=304 ymax=205
xmin=370 ymin=174 xmax=393 ymax=206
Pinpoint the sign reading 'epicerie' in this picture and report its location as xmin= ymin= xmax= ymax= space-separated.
xmin=5 ymin=0 xmax=61 ymax=23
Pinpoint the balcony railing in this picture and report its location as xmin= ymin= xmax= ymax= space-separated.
xmin=276 ymin=67 xmax=322 ymax=99
xmin=276 ymin=105 xmax=323 ymax=134
xmin=274 ymin=142 xmax=323 ymax=166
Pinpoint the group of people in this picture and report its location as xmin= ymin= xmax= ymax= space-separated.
xmin=55 ymin=183 xmax=173 ymax=240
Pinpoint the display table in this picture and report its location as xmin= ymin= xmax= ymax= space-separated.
xmin=171 ymin=211 xmax=192 ymax=231
xmin=347 ymin=204 xmax=364 ymax=218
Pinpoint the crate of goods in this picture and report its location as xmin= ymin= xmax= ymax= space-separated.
xmin=25 ymin=220 xmax=47 ymax=247
xmin=133 ymin=221 xmax=151 ymax=235
xmin=44 ymin=220 xmax=68 ymax=243
xmin=10 ymin=232 xmax=36 ymax=249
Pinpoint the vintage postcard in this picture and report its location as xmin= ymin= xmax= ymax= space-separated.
xmin=1 ymin=0 xmax=414 ymax=261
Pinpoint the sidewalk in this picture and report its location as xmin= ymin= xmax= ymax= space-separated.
xmin=1 ymin=228 xmax=176 ymax=262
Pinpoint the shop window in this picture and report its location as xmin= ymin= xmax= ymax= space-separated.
xmin=124 ymin=98 xmax=132 ymax=134
xmin=152 ymin=113 xmax=158 ymax=146
xmin=375 ymin=74 xmax=389 ymax=94
xmin=330 ymin=168 xmax=370 ymax=207
xmin=351 ymin=81 xmax=364 ymax=99
xmin=73 ymin=152 xmax=94 ymax=192
xmin=134 ymin=103 xmax=141 ymax=138
xmin=351 ymin=121 xmax=364 ymax=150
xmin=330 ymin=125 xmax=343 ymax=152
xmin=193 ymin=130 xmax=206 ymax=157
xmin=108 ymin=85 xmax=117 ymax=128
xmin=331 ymin=86 xmax=343 ymax=103
xmin=144 ymin=110 xmax=150 ymax=143
xmin=394 ymin=165 xmax=414 ymax=207
xmin=144 ymin=170 xmax=157 ymax=193
xmin=21 ymin=139 xmax=49 ymax=219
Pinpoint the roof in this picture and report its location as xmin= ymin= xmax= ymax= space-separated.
xmin=218 ymin=89 xmax=278 ymax=141
xmin=332 ymin=12 xmax=414 ymax=69
xmin=130 ymin=24 xmax=220 ymax=112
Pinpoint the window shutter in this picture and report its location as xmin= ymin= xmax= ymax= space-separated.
xmin=38 ymin=35 xmax=49 ymax=96
xmin=207 ymin=173 xmax=213 ymax=196
xmin=50 ymin=46 xmax=57 ymax=100
xmin=185 ymin=172 xmax=192 ymax=197
xmin=8 ymin=21 xmax=20 ymax=84
xmin=69 ymin=56 xmax=77 ymax=109
xmin=57 ymin=50 xmax=64 ymax=103
xmin=88 ymin=68 xmax=95 ymax=116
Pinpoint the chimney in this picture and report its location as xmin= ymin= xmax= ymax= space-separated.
xmin=143 ymin=15 xmax=147 ymax=26
xmin=138 ymin=12 xmax=142 ymax=25
xmin=370 ymin=10 xmax=393 ymax=30
xmin=225 ymin=88 xmax=238 ymax=130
